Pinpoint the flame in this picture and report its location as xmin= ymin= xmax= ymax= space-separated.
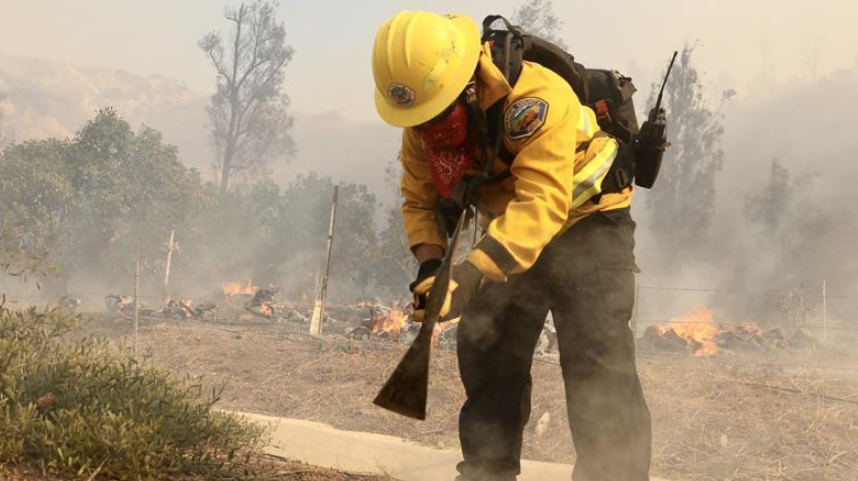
xmin=738 ymin=319 xmax=764 ymax=337
xmin=222 ymin=280 xmax=256 ymax=297
xmin=260 ymin=302 xmax=273 ymax=317
xmin=649 ymin=308 xmax=768 ymax=357
xmin=669 ymin=307 xmax=719 ymax=357
xmin=371 ymin=307 xmax=408 ymax=340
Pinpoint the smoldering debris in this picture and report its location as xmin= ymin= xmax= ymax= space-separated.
xmin=345 ymin=304 xmax=410 ymax=341
xmin=161 ymin=297 xmax=216 ymax=320
xmin=94 ymin=285 xmax=562 ymax=354
xmin=244 ymin=287 xmax=278 ymax=318
xmin=105 ymin=295 xmax=135 ymax=316
xmin=639 ymin=311 xmax=820 ymax=357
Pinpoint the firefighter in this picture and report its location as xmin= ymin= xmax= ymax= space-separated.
xmin=372 ymin=11 xmax=652 ymax=481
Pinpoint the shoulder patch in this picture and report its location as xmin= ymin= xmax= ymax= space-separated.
xmin=504 ymin=97 xmax=549 ymax=140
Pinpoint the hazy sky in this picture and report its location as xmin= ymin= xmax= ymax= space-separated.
xmin=1 ymin=0 xmax=856 ymax=120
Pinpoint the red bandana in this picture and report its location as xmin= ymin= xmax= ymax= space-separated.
xmin=425 ymin=146 xmax=475 ymax=198
xmin=417 ymin=102 xmax=474 ymax=198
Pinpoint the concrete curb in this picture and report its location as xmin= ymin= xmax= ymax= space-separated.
xmin=239 ymin=412 xmax=671 ymax=481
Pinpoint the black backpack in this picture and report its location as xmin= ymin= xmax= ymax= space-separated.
xmin=481 ymin=15 xmax=668 ymax=192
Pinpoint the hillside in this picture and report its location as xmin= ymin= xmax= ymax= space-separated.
xmin=0 ymin=53 xmax=400 ymax=203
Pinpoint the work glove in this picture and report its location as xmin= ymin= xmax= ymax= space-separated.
xmin=409 ymin=259 xmax=442 ymax=323
xmin=440 ymin=261 xmax=484 ymax=322
xmin=410 ymin=259 xmax=484 ymax=323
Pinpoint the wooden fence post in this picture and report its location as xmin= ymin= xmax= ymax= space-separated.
xmin=309 ymin=186 xmax=339 ymax=336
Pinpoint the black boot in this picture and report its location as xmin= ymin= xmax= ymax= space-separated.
xmin=455 ymin=462 xmax=517 ymax=481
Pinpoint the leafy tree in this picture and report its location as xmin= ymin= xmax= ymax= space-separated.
xmin=106 ymin=126 xmax=210 ymax=265
xmin=0 ymin=109 xmax=209 ymax=296
xmin=274 ymin=174 xmax=381 ymax=299
xmin=511 ymin=0 xmax=567 ymax=49
xmin=182 ymin=174 xmax=383 ymax=302
xmin=0 ymin=139 xmax=73 ymax=286
xmin=744 ymin=158 xmax=794 ymax=234
xmin=199 ymin=0 xmax=295 ymax=193
xmin=181 ymin=181 xmax=285 ymax=288
xmin=375 ymin=156 xmax=415 ymax=291
xmin=60 ymin=110 xmax=208 ymax=288
xmin=644 ymin=45 xmax=730 ymax=265
xmin=0 ymin=225 xmax=48 ymax=281
xmin=739 ymin=158 xmax=855 ymax=294
xmin=735 ymin=159 xmax=800 ymax=291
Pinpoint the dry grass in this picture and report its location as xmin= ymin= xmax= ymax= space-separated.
xmin=639 ymin=352 xmax=858 ymax=481
xmin=0 ymin=455 xmax=393 ymax=481
xmin=85 ymin=316 xmax=858 ymax=481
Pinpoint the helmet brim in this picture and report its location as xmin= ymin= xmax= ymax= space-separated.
xmin=374 ymin=15 xmax=481 ymax=128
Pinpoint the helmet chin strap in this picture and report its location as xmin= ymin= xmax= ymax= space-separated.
xmin=457 ymin=77 xmax=494 ymax=244
xmin=461 ymin=79 xmax=484 ymax=154
xmin=433 ymin=75 xmax=510 ymax=240
xmin=458 ymin=80 xmax=486 ymax=177
xmin=460 ymin=76 xmax=507 ymax=197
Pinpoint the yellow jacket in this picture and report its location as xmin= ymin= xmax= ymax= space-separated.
xmin=400 ymin=44 xmax=633 ymax=282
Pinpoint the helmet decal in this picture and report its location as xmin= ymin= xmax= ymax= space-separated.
xmin=372 ymin=11 xmax=481 ymax=126
xmin=388 ymin=83 xmax=416 ymax=108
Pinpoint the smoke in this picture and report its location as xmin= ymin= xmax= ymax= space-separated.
xmin=2 ymin=50 xmax=856 ymax=327
xmin=633 ymin=66 xmax=858 ymax=326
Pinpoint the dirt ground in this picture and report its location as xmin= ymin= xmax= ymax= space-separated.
xmin=0 ymin=456 xmax=392 ymax=481
xmin=78 ymin=313 xmax=858 ymax=481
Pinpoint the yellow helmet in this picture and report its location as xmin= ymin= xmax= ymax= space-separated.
xmin=372 ymin=11 xmax=481 ymax=128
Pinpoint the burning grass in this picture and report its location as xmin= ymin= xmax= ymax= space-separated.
xmin=344 ymin=303 xmax=459 ymax=347
xmin=370 ymin=306 xmax=408 ymax=340
xmin=223 ymin=280 xmax=257 ymax=297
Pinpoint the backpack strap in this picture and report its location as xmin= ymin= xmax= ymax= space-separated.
xmin=470 ymin=99 xmax=513 ymax=188
xmin=484 ymin=19 xmax=525 ymax=88
xmin=482 ymin=20 xmax=523 ymax=167
xmin=486 ymin=98 xmax=515 ymax=165
xmin=479 ymin=15 xmax=633 ymax=203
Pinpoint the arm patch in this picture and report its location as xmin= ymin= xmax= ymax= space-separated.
xmin=504 ymin=97 xmax=549 ymax=140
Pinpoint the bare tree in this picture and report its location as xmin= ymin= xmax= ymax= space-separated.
xmin=199 ymin=0 xmax=295 ymax=193
xmin=376 ymin=155 xmax=416 ymax=288
xmin=511 ymin=0 xmax=567 ymax=49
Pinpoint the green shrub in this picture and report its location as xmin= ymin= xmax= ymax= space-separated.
xmin=0 ymin=305 xmax=266 ymax=479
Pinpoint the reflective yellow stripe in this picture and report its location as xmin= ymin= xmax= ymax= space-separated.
xmin=571 ymin=141 xmax=618 ymax=210
xmin=577 ymin=107 xmax=597 ymax=136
